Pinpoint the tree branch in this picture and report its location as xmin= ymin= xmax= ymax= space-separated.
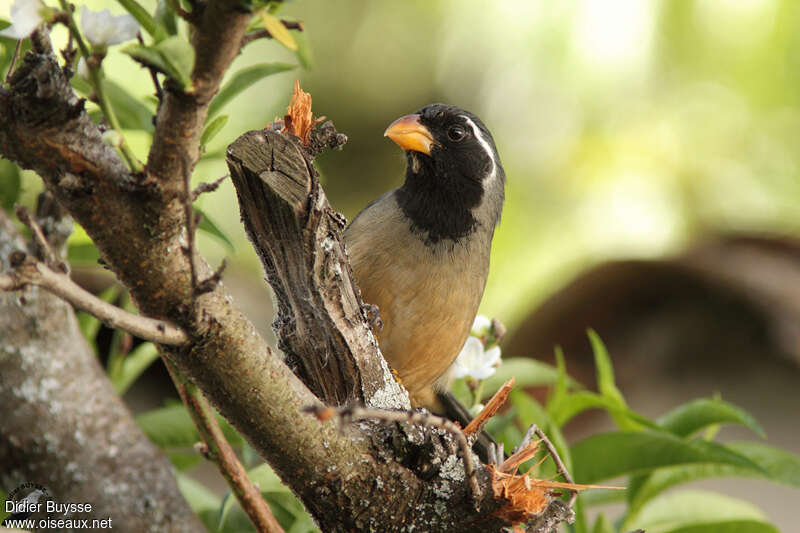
xmin=0 ymin=253 xmax=188 ymax=345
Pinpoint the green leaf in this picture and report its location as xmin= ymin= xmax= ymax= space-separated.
xmin=664 ymin=522 xmax=779 ymax=533
xmin=207 ymin=62 xmax=295 ymax=121
xmin=111 ymin=341 xmax=160 ymax=395
xmin=217 ymin=463 xmax=317 ymax=533
xmin=591 ymin=513 xmax=614 ymax=533
xmin=627 ymin=489 xmax=775 ymax=533
xmin=588 ymin=329 xmax=624 ymax=405
xmin=168 ymin=451 xmax=204 ymax=471
xmin=154 ymin=0 xmax=178 ymax=36
xmin=626 ymin=440 xmax=800 ymax=522
xmin=588 ymin=329 xmax=641 ymax=430
xmin=67 ymin=242 xmax=101 ymax=265
xmin=481 ymin=357 xmax=577 ymax=402
xmin=136 ymin=403 xmax=245 ymax=448
xmin=511 ymin=390 xmax=572 ymax=473
xmin=548 ymin=390 xmax=660 ymax=430
xmin=0 ymin=159 xmax=21 ymax=210
xmin=176 ymin=473 xmax=220 ymax=531
xmin=102 ymin=79 xmax=155 ymax=132
xmin=196 ymin=207 xmax=235 ymax=251
xmin=658 ymin=398 xmax=765 ymax=438
xmin=259 ymin=11 xmax=297 ymax=51
xmin=201 ymin=114 xmax=229 ymax=149
xmin=122 ymin=36 xmax=195 ymax=89
xmin=293 ymin=28 xmax=313 ymax=69
xmin=115 ymin=0 xmax=167 ymax=41
xmin=571 ymin=430 xmax=766 ymax=484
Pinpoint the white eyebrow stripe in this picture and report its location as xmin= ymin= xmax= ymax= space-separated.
xmin=461 ymin=115 xmax=497 ymax=181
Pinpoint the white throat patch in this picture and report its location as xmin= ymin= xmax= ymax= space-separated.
xmin=461 ymin=115 xmax=497 ymax=182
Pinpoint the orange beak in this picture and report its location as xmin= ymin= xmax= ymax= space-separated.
xmin=384 ymin=114 xmax=435 ymax=155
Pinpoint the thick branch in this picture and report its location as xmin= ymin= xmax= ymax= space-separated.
xmin=146 ymin=0 xmax=252 ymax=195
xmin=227 ymin=128 xmax=405 ymax=407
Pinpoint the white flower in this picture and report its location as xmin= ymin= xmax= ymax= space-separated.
xmin=470 ymin=314 xmax=491 ymax=337
xmin=0 ymin=0 xmax=46 ymax=40
xmin=76 ymin=57 xmax=90 ymax=78
xmin=451 ymin=336 xmax=502 ymax=380
xmin=80 ymin=6 xmax=139 ymax=47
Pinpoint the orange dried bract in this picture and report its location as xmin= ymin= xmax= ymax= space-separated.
xmin=463 ymin=377 xmax=514 ymax=436
xmin=279 ymin=80 xmax=317 ymax=145
xmin=490 ymin=441 xmax=622 ymax=525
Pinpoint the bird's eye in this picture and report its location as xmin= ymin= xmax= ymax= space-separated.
xmin=447 ymin=125 xmax=466 ymax=142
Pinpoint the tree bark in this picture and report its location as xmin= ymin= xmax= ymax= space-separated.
xmin=0 ymin=210 xmax=203 ymax=532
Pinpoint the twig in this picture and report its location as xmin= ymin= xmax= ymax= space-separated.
xmin=166 ymin=361 xmax=285 ymax=533
xmin=0 ymin=253 xmax=188 ymax=345
xmin=4 ymin=39 xmax=22 ymax=84
xmin=15 ymin=206 xmax=60 ymax=269
xmin=137 ymin=33 xmax=163 ymax=104
xmin=463 ymin=377 xmax=514 ymax=437
xmin=196 ymin=259 xmax=227 ymax=295
xmin=305 ymin=404 xmax=481 ymax=504
xmin=528 ymin=425 xmax=578 ymax=507
xmin=241 ymin=20 xmax=305 ymax=48
xmin=192 ymin=174 xmax=229 ymax=200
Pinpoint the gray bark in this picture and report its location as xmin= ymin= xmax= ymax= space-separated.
xmin=0 ymin=210 xmax=204 ymax=532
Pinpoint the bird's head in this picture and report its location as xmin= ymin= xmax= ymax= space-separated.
xmin=385 ymin=104 xmax=505 ymax=244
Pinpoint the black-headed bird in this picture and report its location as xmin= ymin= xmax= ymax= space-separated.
xmin=345 ymin=104 xmax=505 ymax=414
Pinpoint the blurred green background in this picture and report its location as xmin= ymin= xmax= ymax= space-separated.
xmin=5 ymin=0 xmax=800 ymax=334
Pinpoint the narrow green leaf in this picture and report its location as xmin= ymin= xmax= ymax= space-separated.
xmin=481 ymin=357 xmax=577 ymax=402
xmin=628 ymin=489 xmax=773 ymax=533
xmin=168 ymin=451 xmax=203 ymax=471
xmin=259 ymin=11 xmax=297 ymax=51
xmin=588 ymin=329 xmax=642 ymax=430
xmin=122 ymin=36 xmax=194 ymax=89
xmin=658 ymin=398 xmax=765 ymax=438
xmin=196 ymin=207 xmax=235 ymax=252
xmin=0 ymin=158 xmax=21 ymax=210
xmin=548 ymin=390 xmax=660 ymax=430
xmin=571 ymin=431 xmax=766 ymax=484
xmin=588 ymin=329 xmax=625 ymax=405
xmin=111 ymin=341 xmax=160 ymax=394
xmin=115 ymin=0 xmax=167 ymax=40
xmin=102 ymin=79 xmax=155 ymax=132
xmin=201 ymin=114 xmax=229 ymax=148
xmin=207 ymin=62 xmax=295 ymax=121
xmin=154 ymin=0 xmax=177 ymax=36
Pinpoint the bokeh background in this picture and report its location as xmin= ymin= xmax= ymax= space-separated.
xmin=3 ymin=0 xmax=800 ymax=529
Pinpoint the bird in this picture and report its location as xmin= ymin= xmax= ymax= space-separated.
xmin=344 ymin=103 xmax=505 ymax=413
